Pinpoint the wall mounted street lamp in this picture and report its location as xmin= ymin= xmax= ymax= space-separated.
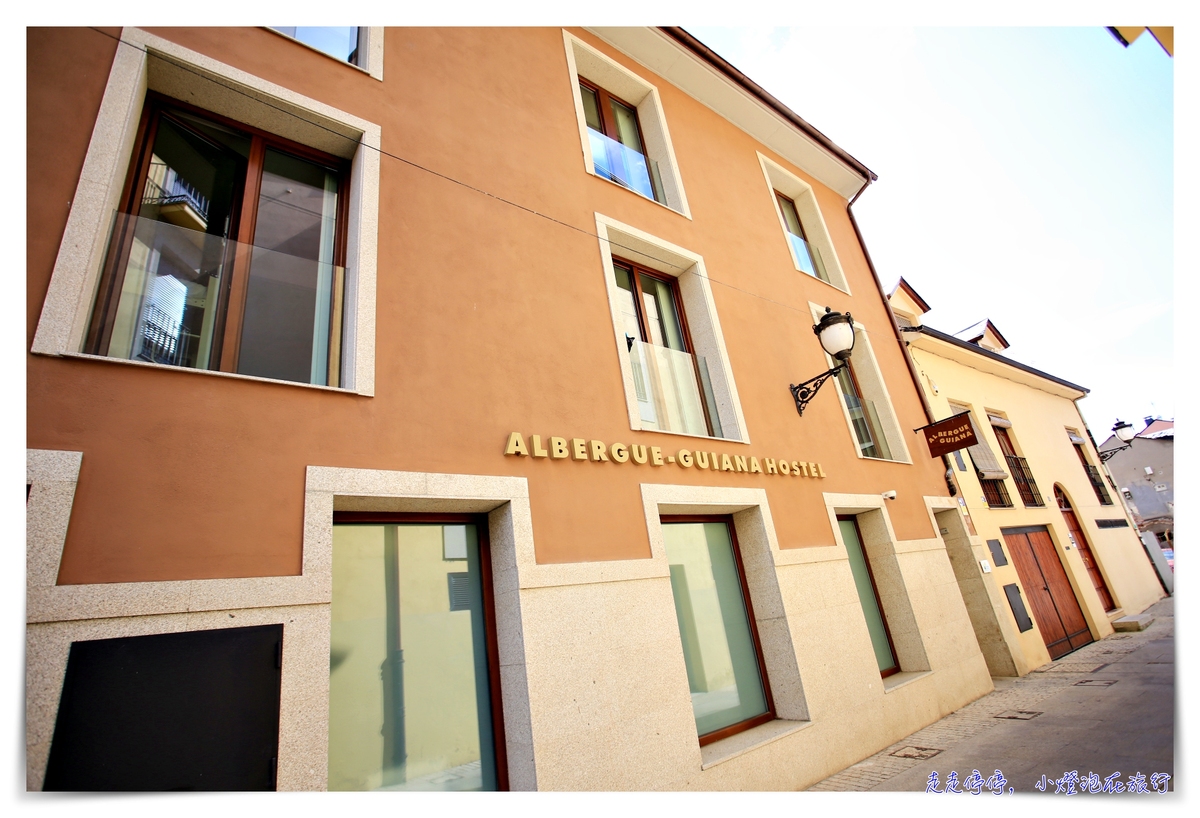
xmin=1099 ymin=420 xmax=1137 ymax=462
xmin=790 ymin=307 xmax=854 ymax=416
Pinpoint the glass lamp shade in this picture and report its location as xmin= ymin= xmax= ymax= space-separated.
xmin=1113 ymin=421 xmax=1136 ymax=443
xmin=814 ymin=308 xmax=855 ymax=361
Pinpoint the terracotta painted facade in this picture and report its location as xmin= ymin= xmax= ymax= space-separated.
xmin=28 ymin=27 xmax=999 ymax=791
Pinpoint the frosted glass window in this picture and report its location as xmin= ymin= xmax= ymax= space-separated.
xmin=329 ymin=523 xmax=498 ymax=791
xmin=663 ymin=521 xmax=769 ymax=738
xmin=839 ymin=517 xmax=898 ymax=675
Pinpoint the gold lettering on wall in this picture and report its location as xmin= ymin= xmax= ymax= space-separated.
xmin=502 ymin=433 xmax=830 ymax=479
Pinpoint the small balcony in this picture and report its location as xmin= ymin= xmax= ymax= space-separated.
xmin=628 ymin=339 xmax=723 ymax=438
xmin=588 ymin=129 xmax=665 ymax=204
xmin=785 ymin=233 xmax=828 ymax=282
xmin=1005 ymin=455 xmax=1045 ymax=507
xmin=91 ymin=212 xmax=344 ymax=386
xmin=1084 ymin=463 xmax=1114 ymax=505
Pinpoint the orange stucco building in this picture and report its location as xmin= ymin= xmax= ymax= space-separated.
xmin=28 ymin=27 xmax=1000 ymax=791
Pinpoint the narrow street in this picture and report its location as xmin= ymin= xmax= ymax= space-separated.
xmin=809 ymin=597 xmax=1175 ymax=794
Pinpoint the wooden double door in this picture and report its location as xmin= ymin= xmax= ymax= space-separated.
xmin=1002 ymin=526 xmax=1093 ymax=659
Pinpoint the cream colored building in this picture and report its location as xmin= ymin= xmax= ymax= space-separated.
xmin=889 ymin=280 xmax=1165 ymax=676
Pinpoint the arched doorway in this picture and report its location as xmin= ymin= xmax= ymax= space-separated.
xmin=1055 ymin=485 xmax=1116 ymax=611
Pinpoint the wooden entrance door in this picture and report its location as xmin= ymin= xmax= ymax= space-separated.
xmin=1002 ymin=526 xmax=1093 ymax=659
xmin=1055 ymin=486 xmax=1116 ymax=611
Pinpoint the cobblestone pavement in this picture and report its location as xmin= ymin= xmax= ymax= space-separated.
xmin=808 ymin=596 xmax=1175 ymax=792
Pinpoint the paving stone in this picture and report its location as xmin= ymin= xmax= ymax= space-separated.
xmin=807 ymin=597 xmax=1174 ymax=792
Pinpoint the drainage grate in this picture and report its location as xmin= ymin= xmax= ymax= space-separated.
xmin=994 ymin=710 xmax=1043 ymax=720
xmin=889 ymin=746 xmax=943 ymax=760
xmin=1074 ymin=679 xmax=1118 ymax=687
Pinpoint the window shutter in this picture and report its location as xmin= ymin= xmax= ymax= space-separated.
xmin=1067 ymin=431 xmax=1087 ymax=445
xmin=961 ymin=413 xmax=1009 ymax=480
xmin=987 ymin=414 xmax=1012 ymax=428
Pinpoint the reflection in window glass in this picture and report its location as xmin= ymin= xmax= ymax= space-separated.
xmin=663 ymin=521 xmax=768 ymax=738
xmin=329 ymin=523 xmax=498 ymax=791
xmin=239 ymin=149 xmax=341 ymax=386
xmin=271 ymin=27 xmax=361 ymax=65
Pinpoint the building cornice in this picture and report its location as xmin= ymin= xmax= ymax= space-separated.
xmin=582 ymin=26 xmax=875 ymax=200
xmin=907 ymin=325 xmax=1088 ymax=400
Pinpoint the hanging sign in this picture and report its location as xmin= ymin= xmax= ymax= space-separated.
xmin=916 ymin=412 xmax=978 ymax=458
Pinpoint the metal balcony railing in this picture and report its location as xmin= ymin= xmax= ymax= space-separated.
xmin=628 ymin=339 xmax=722 ymax=438
xmin=1006 ymin=454 xmax=1045 ymax=507
xmin=1084 ymin=463 xmax=1114 ymax=505
xmin=587 ymin=128 xmax=665 ymax=204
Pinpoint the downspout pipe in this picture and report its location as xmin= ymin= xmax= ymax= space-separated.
xmin=846 ymin=178 xmax=959 ymax=495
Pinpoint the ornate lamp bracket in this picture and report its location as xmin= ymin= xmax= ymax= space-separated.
xmin=1098 ymin=444 xmax=1130 ymax=463
xmin=789 ymin=362 xmax=847 ymax=417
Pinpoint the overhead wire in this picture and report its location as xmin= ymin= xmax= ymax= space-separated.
xmin=88 ymin=27 xmax=858 ymax=324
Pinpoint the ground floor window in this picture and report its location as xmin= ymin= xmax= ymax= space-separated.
xmin=838 ymin=515 xmax=899 ymax=677
xmin=662 ymin=516 xmax=774 ymax=744
xmin=329 ymin=515 xmax=506 ymax=790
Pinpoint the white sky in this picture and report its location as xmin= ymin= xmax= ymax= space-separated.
xmin=688 ymin=25 xmax=1174 ymax=440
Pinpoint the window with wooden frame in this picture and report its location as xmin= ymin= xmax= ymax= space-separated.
xmin=833 ymin=361 xmax=892 ymax=460
xmin=579 ymin=79 xmax=665 ymax=204
xmin=84 ymin=94 xmax=351 ymax=388
xmin=1069 ymin=435 xmax=1114 ymax=505
xmin=774 ymin=192 xmax=829 ymax=283
xmin=838 ymin=515 xmax=900 ymax=677
xmin=990 ymin=419 xmax=1044 ymax=508
xmin=612 ymin=257 xmax=722 ymax=438
xmin=948 ymin=402 xmax=1012 ymax=507
xmin=661 ymin=516 xmax=774 ymax=745
xmin=270 ymin=27 xmax=363 ymax=66
xmin=329 ymin=513 xmax=507 ymax=791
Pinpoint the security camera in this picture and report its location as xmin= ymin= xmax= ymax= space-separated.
xmin=882 ymin=490 xmax=897 ymax=500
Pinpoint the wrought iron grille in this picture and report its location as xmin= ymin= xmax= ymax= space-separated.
xmin=980 ymin=477 xmax=1013 ymax=508
xmin=1084 ymin=464 xmax=1114 ymax=505
xmin=1005 ymin=455 xmax=1045 ymax=507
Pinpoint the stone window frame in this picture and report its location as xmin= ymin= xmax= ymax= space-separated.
xmin=30 ymin=27 xmax=381 ymax=396
xmin=596 ymin=214 xmax=750 ymax=443
xmin=758 ymin=152 xmax=851 ymax=293
xmin=639 ymin=483 xmax=812 ymax=769
xmin=809 ymin=303 xmax=912 ymax=464
xmin=25 ymin=452 xmax=539 ymax=791
xmin=563 ymin=30 xmax=692 ymax=218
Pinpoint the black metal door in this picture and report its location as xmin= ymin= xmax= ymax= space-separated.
xmin=43 ymin=624 xmax=283 ymax=791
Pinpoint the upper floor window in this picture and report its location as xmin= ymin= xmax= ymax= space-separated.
xmin=948 ymin=402 xmax=1012 ymax=508
xmin=817 ymin=314 xmax=908 ymax=462
xmin=1068 ymin=432 xmax=1114 ymax=505
xmin=84 ymin=96 xmax=350 ymax=387
xmin=270 ymin=27 xmax=362 ymax=65
xmin=759 ymin=153 xmax=849 ymax=291
xmin=580 ymin=80 xmax=665 ymax=205
xmin=614 ymin=258 xmax=722 ymax=438
xmin=774 ymin=192 xmax=829 ymax=283
xmin=564 ymin=32 xmax=690 ymax=216
xmin=834 ymin=363 xmax=891 ymax=460
xmin=990 ymin=417 xmax=1045 ymax=508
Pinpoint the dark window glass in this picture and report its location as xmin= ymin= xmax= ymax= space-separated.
xmin=86 ymin=98 xmax=349 ymax=387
